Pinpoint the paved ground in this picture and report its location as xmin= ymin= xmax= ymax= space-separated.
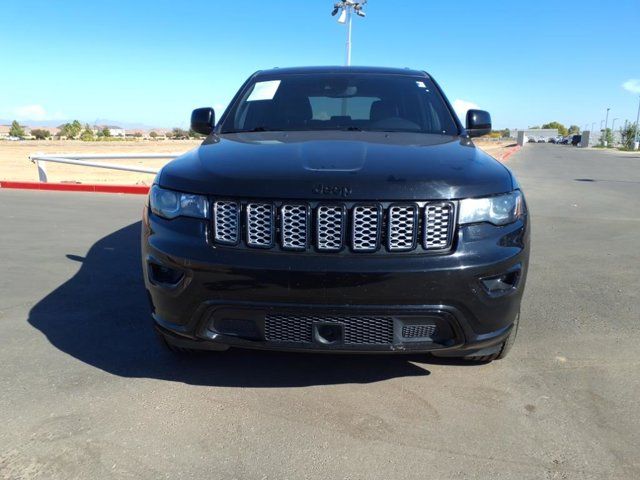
xmin=0 ymin=144 xmax=638 ymax=479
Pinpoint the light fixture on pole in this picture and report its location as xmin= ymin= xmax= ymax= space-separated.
xmin=331 ymin=1 xmax=367 ymax=66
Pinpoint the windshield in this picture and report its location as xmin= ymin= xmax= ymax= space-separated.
xmin=220 ymin=73 xmax=459 ymax=135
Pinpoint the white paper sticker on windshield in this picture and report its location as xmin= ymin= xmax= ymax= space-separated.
xmin=416 ymin=81 xmax=427 ymax=88
xmin=247 ymin=80 xmax=281 ymax=101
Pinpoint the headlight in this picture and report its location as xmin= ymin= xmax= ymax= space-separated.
xmin=149 ymin=185 xmax=209 ymax=220
xmin=459 ymin=190 xmax=524 ymax=226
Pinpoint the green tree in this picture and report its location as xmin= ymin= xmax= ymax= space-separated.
xmin=80 ymin=124 xmax=94 ymax=141
xmin=60 ymin=120 xmax=82 ymax=139
xmin=172 ymin=127 xmax=189 ymax=139
xmin=149 ymin=131 xmax=158 ymax=139
xmin=541 ymin=121 xmax=568 ymax=136
xmin=101 ymin=127 xmax=111 ymax=137
xmin=619 ymin=122 xmax=638 ymax=150
xmin=31 ymin=128 xmax=51 ymax=139
xmin=9 ymin=120 xmax=25 ymax=138
xmin=501 ymin=128 xmax=511 ymax=138
xmin=567 ymin=125 xmax=580 ymax=135
xmin=600 ymin=128 xmax=613 ymax=147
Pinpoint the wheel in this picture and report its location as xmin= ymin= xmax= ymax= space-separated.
xmin=463 ymin=313 xmax=519 ymax=362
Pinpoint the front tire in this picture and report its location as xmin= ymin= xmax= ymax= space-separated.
xmin=463 ymin=313 xmax=519 ymax=362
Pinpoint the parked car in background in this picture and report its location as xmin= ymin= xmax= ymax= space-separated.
xmin=571 ymin=135 xmax=582 ymax=146
xmin=528 ymin=137 xmax=537 ymax=143
xmin=537 ymin=138 xmax=546 ymax=143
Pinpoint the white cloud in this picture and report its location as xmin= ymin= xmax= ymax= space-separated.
xmin=622 ymin=79 xmax=640 ymax=94
xmin=11 ymin=104 xmax=65 ymax=121
xmin=452 ymin=99 xmax=479 ymax=120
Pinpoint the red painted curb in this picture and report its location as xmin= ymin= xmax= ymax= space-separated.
xmin=0 ymin=181 xmax=149 ymax=195
xmin=501 ymin=145 xmax=521 ymax=162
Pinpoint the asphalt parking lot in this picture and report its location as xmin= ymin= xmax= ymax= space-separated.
xmin=1 ymin=144 xmax=639 ymax=479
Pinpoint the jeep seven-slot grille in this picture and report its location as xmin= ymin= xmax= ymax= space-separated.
xmin=212 ymin=200 xmax=455 ymax=253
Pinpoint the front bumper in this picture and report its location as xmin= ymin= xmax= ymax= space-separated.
xmin=142 ymin=209 xmax=529 ymax=355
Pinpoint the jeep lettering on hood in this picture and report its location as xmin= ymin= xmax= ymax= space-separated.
xmin=313 ymin=184 xmax=352 ymax=197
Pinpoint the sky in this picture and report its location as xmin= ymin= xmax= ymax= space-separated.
xmin=1 ymin=0 xmax=639 ymax=130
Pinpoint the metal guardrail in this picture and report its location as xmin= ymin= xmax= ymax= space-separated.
xmin=28 ymin=153 xmax=179 ymax=182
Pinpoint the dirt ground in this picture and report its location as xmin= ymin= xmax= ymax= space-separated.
xmin=0 ymin=139 xmax=515 ymax=185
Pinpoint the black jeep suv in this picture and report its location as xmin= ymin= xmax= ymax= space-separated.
xmin=142 ymin=66 xmax=529 ymax=362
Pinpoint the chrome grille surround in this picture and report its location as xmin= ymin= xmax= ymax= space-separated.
xmin=388 ymin=204 xmax=418 ymax=251
xmin=424 ymin=203 xmax=454 ymax=250
xmin=352 ymin=205 xmax=381 ymax=252
xmin=246 ymin=202 xmax=274 ymax=248
xmin=210 ymin=200 xmax=455 ymax=254
xmin=316 ymin=205 xmax=346 ymax=251
xmin=213 ymin=201 xmax=240 ymax=245
xmin=281 ymin=204 xmax=309 ymax=250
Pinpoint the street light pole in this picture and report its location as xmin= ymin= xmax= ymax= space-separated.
xmin=331 ymin=1 xmax=367 ymax=66
xmin=603 ymin=107 xmax=610 ymax=147
xmin=635 ymin=95 xmax=640 ymax=150
xmin=345 ymin=7 xmax=352 ymax=66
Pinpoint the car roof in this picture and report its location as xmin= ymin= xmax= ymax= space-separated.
xmin=253 ymin=66 xmax=429 ymax=78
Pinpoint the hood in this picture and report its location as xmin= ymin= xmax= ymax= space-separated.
xmin=158 ymin=131 xmax=513 ymax=200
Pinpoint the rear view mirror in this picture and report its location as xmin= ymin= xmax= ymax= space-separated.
xmin=466 ymin=109 xmax=492 ymax=138
xmin=191 ymin=107 xmax=215 ymax=135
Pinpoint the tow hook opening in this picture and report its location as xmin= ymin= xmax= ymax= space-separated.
xmin=313 ymin=323 xmax=345 ymax=345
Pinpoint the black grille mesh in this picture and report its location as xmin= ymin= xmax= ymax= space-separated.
xmin=265 ymin=314 xmax=394 ymax=345
xmin=402 ymin=324 xmax=437 ymax=339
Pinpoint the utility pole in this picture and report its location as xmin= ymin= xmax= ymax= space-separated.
xmin=331 ymin=1 xmax=367 ymax=66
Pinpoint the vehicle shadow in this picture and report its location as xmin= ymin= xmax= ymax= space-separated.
xmin=27 ymin=221 xmax=441 ymax=387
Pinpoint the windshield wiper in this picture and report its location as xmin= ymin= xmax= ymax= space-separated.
xmin=221 ymin=126 xmax=283 ymax=133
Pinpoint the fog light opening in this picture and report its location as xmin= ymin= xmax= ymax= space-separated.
xmin=481 ymin=269 xmax=520 ymax=296
xmin=149 ymin=262 xmax=184 ymax=286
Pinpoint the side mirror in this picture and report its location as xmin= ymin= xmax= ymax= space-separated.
xmin=191 ymin=107 xmax=215 ymax=135
xmin=466 ymin=109 xmax=491 ymax=138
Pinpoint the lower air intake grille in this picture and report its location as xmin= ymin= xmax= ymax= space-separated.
xmin=402 ymin=324 xmax=437 ymax=339
xmin=265 ymin=314 xmax=394 ymax=345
